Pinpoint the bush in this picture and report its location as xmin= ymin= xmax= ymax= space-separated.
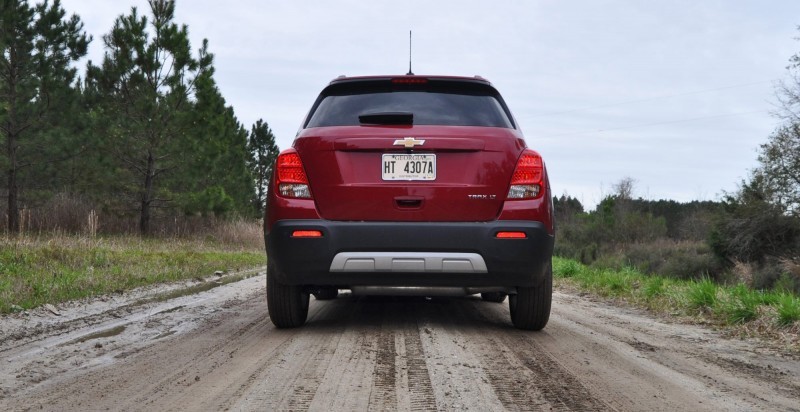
xmin=709 ymin=178 xmax=800 ymax=263
xmin=750 ymin=259 xmax=789 ymax=291
xmin=620 ymin=240 xmax=723 ymax=280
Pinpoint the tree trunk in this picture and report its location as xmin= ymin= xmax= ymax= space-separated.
xmin=6 ymin=131 xmax=19 ymax=234
xmin=5 ymin=59 xmax=20 ymax=235
xmin=139 ymin=151 xmax=155 ymax=236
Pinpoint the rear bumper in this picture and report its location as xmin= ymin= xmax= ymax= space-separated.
xmin=266 ymin=220 xmax=554 ymax=288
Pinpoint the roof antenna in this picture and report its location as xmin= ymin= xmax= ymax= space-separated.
xmin=407 ymin=30 xmax=414 ymax=75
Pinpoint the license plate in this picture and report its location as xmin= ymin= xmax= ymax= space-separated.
xmin=382 ymin=154 xmax=436 ymax=181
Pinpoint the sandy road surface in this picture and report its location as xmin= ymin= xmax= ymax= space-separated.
xmin=1 ymin=272 xmax=799 ymax=411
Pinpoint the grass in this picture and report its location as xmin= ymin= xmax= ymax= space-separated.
xmin=552 ymin=257 xmax=800 ymax=332
xmin=777 ymin=293 xmax=800 ymax=326
xmin=686 ymin=278 xmax=717 ymax=310
xmin=0 ymin=232 xmax=265 ymax=313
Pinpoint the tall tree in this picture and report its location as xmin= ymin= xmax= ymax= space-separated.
xmin=755 ymin=27 xmax=800 ymax=216
xmin=757 ymin=124 xmax=800 ymax=216
xmin=87 ymin=0 xmax=211 ymax=235
xmin=247 ymin=119 xmax=279 ymax=214
xmin=177 ymin=71 xmax=255 ymax=217
xmin=710 ymin=27 xmax=800 ymax=263
xmin=0 ymin=0 xmax=89 ymax=233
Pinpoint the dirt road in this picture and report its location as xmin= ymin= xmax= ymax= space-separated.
xmin=1 ymin=271 xmax=798 ymax=411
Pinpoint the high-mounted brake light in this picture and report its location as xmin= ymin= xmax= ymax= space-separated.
xmin=392 ymin=78 xmax=428 ymax=84
xmin=276 ymin=149 xmax=312 ymax=199
xmin=507 ymin=150 xmax=544 ymax=199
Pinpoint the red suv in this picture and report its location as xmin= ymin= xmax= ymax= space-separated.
xmin=265 ymin=75 xmax=554 ymax=330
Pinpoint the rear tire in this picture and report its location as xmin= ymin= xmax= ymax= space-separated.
xmin=480 ymin=292 xmax=507 ymax=303
xmin=313 ymin=287 xmax=339 ymax=300
xmin=509 ymin=262 xmax=552 ymax=331
xmin=267 ymin=262 xmax=309 ymax=328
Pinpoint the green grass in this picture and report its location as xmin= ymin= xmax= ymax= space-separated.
xmin=686 ymin=278 xmax=717 ymax=310
xmin=553 ymin=256 xmax=800 ymax=329
xmin=0 ymin=234 xmax=265 ymax=313
xmin=777 ymin=293 xmax=800 ymax=326
xmin=718 ymin=284 xmax=762 ymax=324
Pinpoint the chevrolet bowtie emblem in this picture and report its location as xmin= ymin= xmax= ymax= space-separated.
xmin=393 ymin=137 xmax=425 ymax=148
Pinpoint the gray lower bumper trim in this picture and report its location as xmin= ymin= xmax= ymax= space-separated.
xmin=329 ymin=252 xmax=488 ymax=273
xmin=350 ymin=286 xmax=513 ymax=297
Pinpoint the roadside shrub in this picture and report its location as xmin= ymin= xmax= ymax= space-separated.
xmin=709 ymin=182 xmax=800 ymax=263
xmin=775 ymin=259 xmax=800 ymax=294
xmin=622 ymin=240 xmax=722 ymax=280
xmin=750 ymin=259 xmax=787 ymax=291
xmin=592 ymin=253 xmax=625 ymax=271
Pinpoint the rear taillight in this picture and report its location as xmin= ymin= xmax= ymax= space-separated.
xmin=276 ymin=149 xmax=312 ymax=199
xmin=507 ymin=150 xmax=544 ymax=200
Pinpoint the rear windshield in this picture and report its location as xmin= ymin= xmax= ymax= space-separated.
xmin=304 ymin=81 xmax=515 ymax=128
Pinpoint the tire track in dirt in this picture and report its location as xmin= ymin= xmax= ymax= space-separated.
xmin=368 ymin=324 xmax=398 ymax=410
xmin=441 ymin=298 xmax=609 ymax=411
xmin=400 ymin=306 xmax=438 ymax=411
xmin=227 ymin=297 xmax=357 ymax=411
xmin=462 ymin=299 xmax=611 ymax=410
xmin=3 ymin=282 xmax=799 ymax=412
xmin=4 ymin=291 xmax=272 ymax=411
xmin=366 ymin=298 xmax=438 ymax=411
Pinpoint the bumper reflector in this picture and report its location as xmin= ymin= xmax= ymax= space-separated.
xmin=291 ymin=230 xmax=323 ymax=238
xmin=496 ymin=231 xmax=527 ymax=239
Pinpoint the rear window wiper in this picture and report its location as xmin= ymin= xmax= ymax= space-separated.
xmin=358 ymin=112 xmax=413 ymax=125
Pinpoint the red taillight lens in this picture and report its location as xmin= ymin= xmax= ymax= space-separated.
xmin=277 ymin=152 xmax=308 ymax=183
xmin=275 ymin=149 xmax=312 ymax=198
xmin=496 ymin=231 xmax=527 ymax=239
xmin=291 ymin=230 xmax=323 ymax=238
xmin=507 ymin=150 xmax=544 ymax=199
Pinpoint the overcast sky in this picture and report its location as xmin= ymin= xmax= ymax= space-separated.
xmin=61 ymin=0 xmax=800 ymax=208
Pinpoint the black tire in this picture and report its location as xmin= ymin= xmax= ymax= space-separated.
xmin=266 ymin=262 xmax=309 ymax=328
xmin=480 ymin=292 xmax=507 ymax=303
xmin=509 ymin=262 xmax=552 ymax=331
xmin=313 ymin=287 xmax=339 ymax=300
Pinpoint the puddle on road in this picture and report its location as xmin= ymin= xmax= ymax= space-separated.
xmin=133 ymin=271 xmax=262 ymax=307
xmin=61 ymin=325 xmax=127 ymax=346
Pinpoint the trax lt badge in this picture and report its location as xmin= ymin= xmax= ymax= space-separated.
xmin=468 ymin=194 xmax=497 ymax=200
xmin=393 ymin=137 xmax=425 ymax=148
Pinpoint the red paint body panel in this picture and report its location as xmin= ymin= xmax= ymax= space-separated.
xmin=293 ymin=125 xmax=529 ymax=222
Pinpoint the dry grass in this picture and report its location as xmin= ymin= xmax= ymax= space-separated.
xmin=731 ymin=260 xmax=755 ymax=286
xmin=3 ymin=193 xmax=265 ymax=251
xmin=0 ymin=230 xmax=266 ymax=313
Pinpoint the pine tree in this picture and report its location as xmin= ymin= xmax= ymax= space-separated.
xmin=87 ymin=0 xmax=211 ymax=235
xmin=178 ymin=71 xmax=255 ymax=217
xmin=0 ymin=0 xmax=89 ymax=233
xmin=247 ymin=119 xmax=279 ymax=214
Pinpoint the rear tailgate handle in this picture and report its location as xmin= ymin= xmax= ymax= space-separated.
xmin=394 ymin=196 xmax=423 ymax=209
